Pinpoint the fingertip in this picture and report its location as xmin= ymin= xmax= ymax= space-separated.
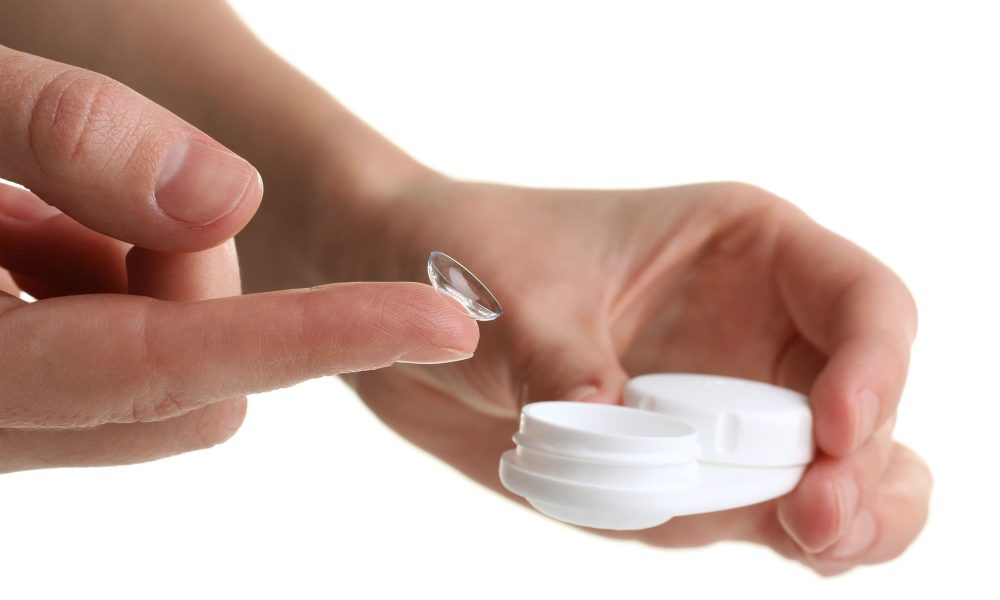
xmin=319 ymin=282 xmax=480 ymax=367
xmin=852 ymin=389 xmax=881 ymax=453
xmin=395 ymin=346 xmax=475 ymax=365
xmin=0 ymin=182 xmax=61 ymax=222
xmin=414 ymin=283 xmax=482 ymax=356
xmin=777 ymin=466 xmax=844 ymax=554
xmin=126 ymin=239 xmax=242 ymax=300
xmin=811 ymin=384 xmax=867 ymax=458
xmin=562 ymin=385 xmax=624 ymax=406
xmin=149 ymin=139 xmax=264 ymax=251
xmin=138 ymin=165 xmax=261 ymax=254
xmin=809 ymin=336 xmax=907 ymax=457
xmin=818 ymin=508 xmax=879 ymax=562
xmin=564 ymin=385 xmax=602 ymax=402
xmin=805 ymin=444 xmax=930 ymax=571
xmin=199 ymin=397 xmax=249 ymax=448
xmin=514 ymin=323 xmax=629 ymax=406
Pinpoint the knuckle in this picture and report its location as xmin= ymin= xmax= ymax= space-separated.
xmin=687 ymin=182 xmax=800 ymax=266
xmin=710 ymin=181 xmax=802 ymax=230
xmin=27 ymin=68 xmax=139 ymax=172
xmin=144 ymin=393 xmax=186 ymax=422
xmin=127 ymin=301 xmax=187 ymax=422
xmin=718 ymin=181 xmax=788 ymax=210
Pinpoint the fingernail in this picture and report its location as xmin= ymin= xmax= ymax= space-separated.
xmin=853 ymin=389 xmax=881 ymax=451
xmin=829 ymin=509 xmax=877 ymax=560
xmin=836 ymin=476 xmax=860 ymax=538
xmin=154 ymin=140 xmax=259 ymax=226
xmin=776 ymin=502 xmax=816 ymax=553
xmin=565 ymin=385 xmax=601 ymax=402
xmin=395 ymin=347 xmax=474 ymax=365
xmin=0 ymin=192 xmax=60 ymax=222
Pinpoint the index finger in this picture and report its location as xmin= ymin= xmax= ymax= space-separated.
xmin=774 ymin=207 xmax=917 ymax=457
xmin=0 ymin=281 xmax=479 ymax=428
xmin=0 ymin=45 xmax=261 ymax=251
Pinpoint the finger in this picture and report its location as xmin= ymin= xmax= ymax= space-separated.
xmin=0 ymin=281 xmax=479 ymax=427
xmin=0 ymin=399 xmax=247 ymax=473
xmin=0 ymin=46 xmax=262 ymax=251
xmin=8 ymin=272 xmax=62 ymax=301
xmin=804 ymin=443 xmax=932 ymax=575
xmin=514 ymin=310 xmax=630 ymax=406
xmin=123 ymin=240 xmax=247 ymax=450
xmin=776 ymin=414 xmax=895 ymax=553
xmin=771 ymin=333 xmax=827 ymax=395
xmin=0 ymin=181 xmax=128 ymax=295
xmin=0 ymin=241 xmax=247 ymax=473
xmin=0 ymin=267 xmax=18 ymax=296
xmin=774 ymin=208 xmax=917 ymax=456
xmin=127 ymin=241 xmax=242 ymax=300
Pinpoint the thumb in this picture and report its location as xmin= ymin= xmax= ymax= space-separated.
xmin=519 ymin=319 xmax=629 ymax=406
xmin=0 ymin=46 xmax=261 ymax=251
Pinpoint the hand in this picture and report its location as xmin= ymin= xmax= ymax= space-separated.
xmin=1 ymin=9 xmax=926 ymax=573
xmin=338 ymin=177 xmax=932 ymax=576
xmin=0 ymin=46 xmax=478 ymax=472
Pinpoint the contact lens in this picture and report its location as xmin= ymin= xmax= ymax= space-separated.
xmin=427 ymin=251 xmax=503 ymax=321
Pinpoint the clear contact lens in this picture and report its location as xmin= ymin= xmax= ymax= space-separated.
xmin=427 ymin=251 xmax=503 ymax=321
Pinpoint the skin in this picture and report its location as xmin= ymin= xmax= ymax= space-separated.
xmin=0 ymin=0 xmax=930 ymax=576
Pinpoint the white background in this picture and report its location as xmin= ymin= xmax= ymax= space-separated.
xmin=4 ymin=1 xmax=998 ymax=597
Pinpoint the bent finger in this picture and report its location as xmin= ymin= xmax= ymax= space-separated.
xmin=127 ymin=241 xmax=241 ymax=301
xmin=804 ymin=442 xmax=932 ymax=575
xmin=0 ymin=238 xmax=247 ymax=472
xmin=776 ymin=415 xmax=895 ymax=553
xmin=0 ymin=267 xmax=18 ymax=296
xmin=0 ymin=398 xmax=247 ymax=473
xmin=516 ymin=311 xmax=630 ymax=408
xmin=0 ymin=181 xmax=128 ymax=295
xmin=774 ymin=208 xmax=916 ymax=457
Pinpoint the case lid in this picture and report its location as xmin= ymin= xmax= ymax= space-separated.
xmin=623 ymin=374 xmax=813 ymax=467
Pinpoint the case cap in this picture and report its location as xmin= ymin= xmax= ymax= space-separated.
xmin=624 ymin=374 xmax=813 ymax=467
xmin=499 ymin=401 xmax=702 ymax=530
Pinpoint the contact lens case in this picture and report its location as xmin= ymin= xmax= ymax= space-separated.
xmin=499 ymin=374 xmax=814 ymax=530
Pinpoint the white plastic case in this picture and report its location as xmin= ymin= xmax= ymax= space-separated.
xmin=499 ymin=373 xmax=814 ymax=530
